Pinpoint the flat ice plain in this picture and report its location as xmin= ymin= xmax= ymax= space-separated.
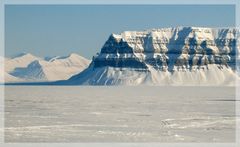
xmin=4 ymin=86 xmax=237 ymax=142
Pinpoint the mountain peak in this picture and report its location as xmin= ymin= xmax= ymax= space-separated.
xmin=68 ymin=53 xmax=81 ymax=58
xmin=28 ymin=60 xmax=47 ymax=68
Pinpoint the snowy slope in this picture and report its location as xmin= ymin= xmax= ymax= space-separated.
xmin=0 ymin=55 xmax=23 ymax=83
xmin=5 ymin=53 xmax=40 ymax=73
xmin=2 ymin=53 xmax=41 ymax=82
xmin=9 ymin=53 xmax=90 ymax=82
xmin=65 ymin=64 xmax=237 ymax=86
xmin=0 ymin=72 xmax=23 ymax=83
xmin=63 ymin=27 xmax=239 ymax=86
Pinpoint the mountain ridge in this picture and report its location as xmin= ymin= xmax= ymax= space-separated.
xmin=3 ymin=27 xmax=240 ymax=85
xmin=2 ymin=53 xmax=90 ymax=82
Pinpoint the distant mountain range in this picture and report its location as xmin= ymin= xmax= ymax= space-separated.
xmin=2 ymin=27 xmax=240 ymax=86
xmin=1 ymin=53 xmax=90 ymax=83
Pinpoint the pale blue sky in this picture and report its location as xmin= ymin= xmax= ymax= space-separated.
xmin=5 ymin=5 xmax=235 ymax=59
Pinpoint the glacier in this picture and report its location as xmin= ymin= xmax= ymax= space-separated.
xmin=61 ymin=27 xmax=240 ymax=85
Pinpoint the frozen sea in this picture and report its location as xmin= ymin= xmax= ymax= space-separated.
xmin=4 ymin=86 xmax=237 ymax=142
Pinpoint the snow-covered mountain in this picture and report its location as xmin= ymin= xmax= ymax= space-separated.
xmin=10 ymin=53 xmax=90 ymax=81
xmin=5 ymin=53 xmax=40 ymax=73
xmin=2 ymin=53 xmax=90 ymax=82
xmin=62 ymin=27 xmax=239 ymax=86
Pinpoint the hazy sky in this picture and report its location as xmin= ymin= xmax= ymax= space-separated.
xmin=5 ymin=5 xmax=235 ymax=59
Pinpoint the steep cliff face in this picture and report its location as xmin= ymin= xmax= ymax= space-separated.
xmin=94 ymin=27 xmax=238 ymax=70
xmin=65 ymin=27 xmax=239 ymax=85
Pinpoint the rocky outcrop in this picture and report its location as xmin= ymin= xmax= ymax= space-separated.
xmin=93 ymin=27 xmax=238 ymax=71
